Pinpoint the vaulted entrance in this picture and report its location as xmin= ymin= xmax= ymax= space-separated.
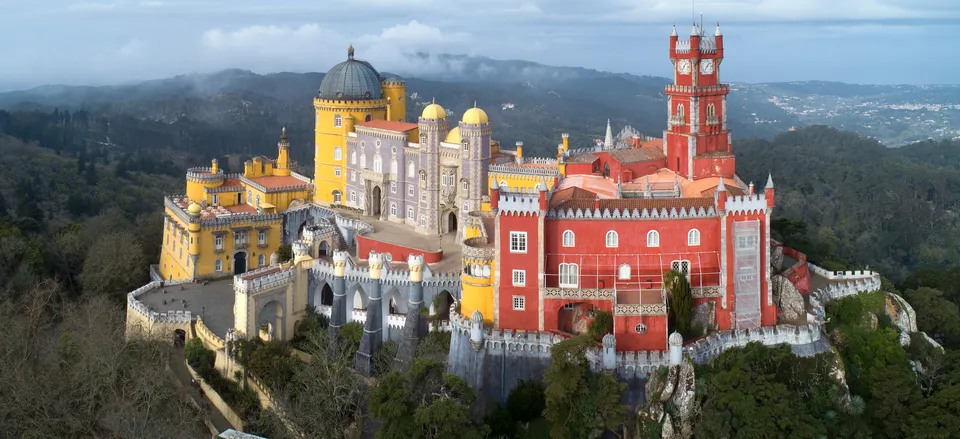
xmin=448 ymin=212 xmax=457 ymax=234
xmin=372 ymin=186 xmax=382 ymax=217
xmin=234 ymin=251 xmax=247 ymax=275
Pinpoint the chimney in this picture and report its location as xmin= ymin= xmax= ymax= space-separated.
xmin=538 ymin=184 xmax=547 ymax=211
xmin=562 ymin=133 xmax=569 ymax=151
xmin=748 ymin=182 xmax=755 ymax=196
xmin=515 ymin=141 xmax=524 ymax=164
xmin=716 ymin=178 xmax=727 ymax=211
xmin=594 ymin=194 xmax=601 ymax=210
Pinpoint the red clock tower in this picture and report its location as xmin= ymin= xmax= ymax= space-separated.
xmin=664 ymin=23 xmax=735 ymax=180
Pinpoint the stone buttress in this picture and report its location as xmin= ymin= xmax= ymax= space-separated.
xmin=394 ymin=254 xmax=426 ymax=370
xmin=328 ymin=251 xmax=348 ymax=356
xmin=355 ymin=253 xmax=384 ymax=376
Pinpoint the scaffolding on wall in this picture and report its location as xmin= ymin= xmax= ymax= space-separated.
xmin=544 ymin=251 xmax=722 ymax=294
xmin=733 ymin=220 xmax=761 ymax=329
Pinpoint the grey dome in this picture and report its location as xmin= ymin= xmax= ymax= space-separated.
xmin=318 ymin=46 xmax=382 ymax=100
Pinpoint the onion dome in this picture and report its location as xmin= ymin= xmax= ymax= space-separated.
xmin=421 ymin=102 xmax=446 ymax=119
xmin=445 ymin=127 xmax=461 ymax=144
xmin=187 ymin=202 xmax=202 ymax=215
xmin=462 ymin=105 xmax=488 ymax=124
xmin=318 ymin=45 xmax=382 ymax=100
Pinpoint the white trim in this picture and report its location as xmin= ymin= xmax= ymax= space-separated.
xmin=512 ymin=269 xmax=526 ymax=287
xmin=688 ymin=228 xmax=701 ymax=246
xmin=509 ymin=231 xmax=528 ymax=253
xmin=512 ymin=296 xmax=525 ymax=311
xmin=562 ymin=230 xmax=575 ymax=247
xmin=559 ymin=263 xmax=579 ymax=288
xmin=646 ymin=230 xmax=660 ymax=247
xmin=605 ymin=230 xmax=619 ymax=248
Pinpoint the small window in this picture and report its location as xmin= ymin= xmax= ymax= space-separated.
xmin=563 ymin=303 xmax=575 ymax=310
xmin=255 ymin=195 xmax=260 ymax=207
xmin=606 ymin=231 xmax=618 ymax=248
xmin=509 ymin=232 xmax=527 ymax=253
xmin=462 ymin=180 xmax=469 ymax=192
xmin=441 ymin=173 xmax=448 ymax=187
xmin=215 ymin=259 xmax=223 ymax=272
xmin=419 ymin=215 xmax=425 ymax=227
xmin=373 ymin=155 xmax=382 ymax=172
xmin=391 ymin=182 xmax=397 ymax=193
xmin=407 ymin=161 xmax=415 ymax=178
xmin=215 ymin=235 xmax=223 ymax=250
xmin=407 ymin=206 xmax=414 ymax=219
xmin=365 ymin=114 xmax=372 ymax=122
xmin=334 ymin=147 xmax=342 ymax=161
xmin=688 ymin=229 xmax=701 ymax=246
xmin=212 ymin=194 xmax=218 ymax=206
xmin=334 ymin=114 xmax=342 ymax=128
xmin=247 ymin=190 xmax=252 ymax=205
xmin=408 ymin=185 xmax=414 ymax=196
xmin=559 ymin=263 xmax=579 ymax=288
xmin=351 ymin=170 xmax=356 ymax=182
xmin=677 ymin=104 xmax=685 ymax=122
xmin=390 ymin=159 xmax=398 ymax=175
xmin=350 ymin=191 xmax=357 ymax=203
xmin=351 ymin=150 xmax=357 ymax=165
xmin=419 ymin=170 xmax=427 ymax=185
xmin=258 ymin=254 xmax=266 ymax=266
xmin=635 ymin=323 xmax=647 ymax=334
xmin=512 ymin=296 xmax=525 ymax=311
xmin=335 ymin=167 xmax=341 ymax=177
xmin=462 ymin=140 xmax=469 ymax=152
xmin=562 ymin=230 xmax=575 ymax=247
xmin=234 ymin=231 xmax=245 ymax=244
xmin=258 ymin=230 xmax=266 ymax=245
xmin=647 ymin=230 xmax=660 ymax=247
xmin=333 ymin=191 xmax=342 ymax=204
xmin=390 ymin=203 xmax=397 ymax=217
xmin=512 ymin=270 xmax=526 ymax=287
xmin=618 ymin=264 xmax=631 ymax=280
xmin=360 ymin=154 xmax=367 ymax=168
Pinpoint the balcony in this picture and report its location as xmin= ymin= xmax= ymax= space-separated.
xmin=361 ymin=169 xmax=392 ymax=184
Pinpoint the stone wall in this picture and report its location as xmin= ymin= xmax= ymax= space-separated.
xmin=185 ymin=361 xmax=245 ymax=431
xmin=125 ymin=280 xmax=193 ymax=342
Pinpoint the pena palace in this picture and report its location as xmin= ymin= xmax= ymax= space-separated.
xmin=153 ymin=22 xmax=790 ymax=356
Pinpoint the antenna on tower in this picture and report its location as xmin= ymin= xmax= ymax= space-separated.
xmin=692 ymin=0 xmax=696 ymax=28
xmin=700 ymin=12 xmax=704 ymax=34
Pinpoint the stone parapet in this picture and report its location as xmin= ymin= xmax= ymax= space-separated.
xmin=234 ymin=266 xmax=295 ymax=294
xmin=127 ymin=280 xmax=194 ymax=324
xmin=196 ymin=317 xmax=226 ymax=350
xmin=723 ymin=194 xmax=767 ymax=215
xmin=807 ymin=263 xmax=880 ymax=281
xmin=308 ymin=257 xmax=461 ymax=287
xmin=548 ymin=205 xmax=716 ymax=221
xmin=685 ymin=324 xmax=822 ymax=364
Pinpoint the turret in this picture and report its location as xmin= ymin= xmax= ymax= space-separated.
xmin=538 ymin=181 xmax=548 ymax=211
xmin=243 ymin=160 xmax=254 ymax=178
xmin=715 ymin=23 xmax=724 ymax=52
xmin=469 ymin=310 xmax=484 ymax=350
xmin=368 ymin=252 xmax=384 ymax=280
xmin=765 ymin=173 xmax=775 ymax=208
xmin=490 ymin=179 xmax=500 ymax=211
xmin=603 ymin=119 xmax=614 ymax=149
xmin=602 ymin=334 xmax=617 ymax=371
xmin=670 ymin=24 xmax=679 ymax=57
xmin=515 ymin=141 xmax=524 ymax=164
xmin=562 ymin=133 xmax=569 ymax=151
xmin=187 ymin=203 xmax=202 ymax=273
xmin=408 ymin=254 xmax=424 ymax=282
xmin=293 ymin=241 xmax=311 ymax=265
xmin=748 ymin=182 xmax=755 ymax=196
xmin=211 ymin=159 xmax=219 ymax=174
xmin=716 ymin=178 xmax=727 ymax=211
xmin=275 ymin=127 xmax=291 ymax=176
xmin=343 ymin=114 xmax=356 ymax=136
xmin=669 ymin=332 xmax=684 ymax=366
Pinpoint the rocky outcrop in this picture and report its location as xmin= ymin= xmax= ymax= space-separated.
xmin=884 ymin=292 xmax=917 ymax=347
xmin=773 ymin=275 xmax=806 ymax=322
xmin=828 ymin=346 xmax=852 ymax=409
xmin=771 ymin=245 xmax=785 ymax=272
xmin=691 ymin=301 xmax=716 ymax=333
xmin=637 ymin=360 xmax=698 ymax=438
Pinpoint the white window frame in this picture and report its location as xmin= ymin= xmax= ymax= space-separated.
xmin=255 ymin=194 xmax=260 ymax=207
xmin=351 ymin=150 xmax=357 ymax=165
xmin=606 ymin=230 xmax=619 ymax=248
xmin=671 ymin=260 xmax=692 ymax=281
xmin=373 ymin=154 xmax=382 ymax=172
xmin=247 ymin=190 xmax=252 ymax=205
xmin=390 ymin=203 xmax=397 ymax=217
xmin=419 ymin=215 xmax=425 ymax=227
xmin=234 ymin=231 xmax=245 ymax=245
xmin=559 ymin=263 xmax=579 ymax=288
xmin=258 ymin=230 xmax=267 ymax=246
xmin=618 ymin=264 xmax=631 ymax=280
xmin=360 ymin=153 xmax=366 ymax=168
xmin=509 ymin=232 xmax=527 ymax=253
xmin=512 ymin=270 xmax=526 ymax=287
xmin=647 ymin=230 xmax=660 ymax=247
xmin=441 ymin=173 xmax=448 ymax=187
xmin=215 ymin=235 xmax=223 ymax=250
xmin=407 ymin=206 xmax=414 ymax=219
xmin=333 ymin=191 xmax=342 ymax=204
xmin=391 ymin=182 xmax=397 ymax=193
xmin=334 ymin=147 xmax=342 ymax=161
xmin=258 ymin=253 xmax=266 ymax=267
xmin=390 ymin=159 xmax=398 ymax=175
xmin=212 ymin=194 xmax=218 ymax=206
xmin=688 ymin=228 xmax=701 ymax=246
xmin=334 ymin=114 xmax=343 ymax=128
xmin=351 ymin=170 xmax=356 ymax=182
xmin=407 ymin=161 xmax=415 ymax=178
xmin=408 ymin=185 xmax=414 ymax=197
xmin=215 ymin=259 xmax=223 ymax=272
xmin=334 ymin=167 xmax=341 ymax=177
xmin=561 ymin=230 xmax=576 ymax=247
xmin=512 ymin=295 xmax=525 ymax=311
xmin=462 ymin=180 xmax=468 ymax=192
xmin=350 ymin=191 xmax=357 ymax=203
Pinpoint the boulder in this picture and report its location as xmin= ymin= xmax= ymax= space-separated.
xmin=773 ymin=275 xmax=805 ymax=322
xmin=771 ymin=245 xmax=785 ymax=272
xmin=661 ymin=413 xmax=676 ymax=439
xmin=885 ymin=293 xmax=918 ymax=346
xmin=671 ymin=360 xmax=697 ymax=439
xmin=828 ymin=346 xmax=851 ymax=409
xmin=868 ymin=312 xmax=878 ymax=331
xmin=690 ymin=301 xmax=717 ymax=334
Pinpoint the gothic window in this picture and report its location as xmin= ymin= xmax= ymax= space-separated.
xmin=350 ymin=191 xmax=357 ymax=203
xmin=333 ymin=190 xmax=342 ymax=204
xmin=461 ymin=179 xmax=469 ymax=192
xmin=390 ymin=159 xmax=398 ymax=175
xmin=562 ymin=230 xmax=575 ymax=247
xmin=407 ymin=206 xmax=414 ymax=219
xmin=360 ymin=153 xmax=367 ymax=168
xmin=606 ymin=231 xmax=619 ymax=248
xmin=420 ymin=134 xmax=427 ymax=145
xmin=671 ymin=260 xmax=691 ymax=280
xmin=365 ymin=114 xmax=372 ymax=122
xmin=647 ymin=230 xmax=660 ymax=247
xmin=408 ymin=185 xmax=414 ymax=196
xmin=351 ymin=150 xmax=357 ymax=165
xmin=462 ymin=140 xmax=469 ymax=152
xmin=407 ymin=161 xmax=415 ymax=178
xmin=215 ymin=235 xmax=223 ymax=250
xmin=619 ymin=264 xmax=631 ymax=280
xmin=390 ymin=203 xmax=397 ymax=217
xmin=688 ymin=229 xmax=701 ymax=246
xmin=247 ymin=190 xmax=252 ymax=205
xmin=351 ymin=170 xmax=356 ymax=182
xmin=419 ymin=215 xmax=425 ymax=227
xmin=373 ymin=154 xmax=382 ymax=172
xmin=258 ymin=230 xmax=266 ymax=245
xmin=215 ymin=259 xmax=223 ymax=272
xmin=419 ymin=170 xmax=427 ymax=187
xmin=677 ymin=104 xmax=685 ymax=123
xmin=334 ymin=114 xmax=342 ymax=128
xmin=707 ymin=104 xmax=716 ymax=118
xmin=258 ymin=253 xmax=266 ymax=266
xmin=334 ymin=147 xmax=342 ymax=161
xmin=559 ymin=263 xmax=579 ymax=288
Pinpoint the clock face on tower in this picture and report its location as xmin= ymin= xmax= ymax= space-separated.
xmin=700 ymin=59 xmax=715 ymax=75
xmin=677 ymin=59 xmax=692 ymax=75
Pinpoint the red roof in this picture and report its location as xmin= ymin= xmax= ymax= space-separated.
xmin=357 ymin=120 xmax=419 ymax=132
xmin=550 ymin=187 xmax=597 ymax=206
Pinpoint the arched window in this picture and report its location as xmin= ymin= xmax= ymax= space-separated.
xmin=419 ymin=170 xmax=427 ymax=186
xmin=214 ymin=259 xmax=223 ymax=272
xmin=647 ymin=230 xmax=660 ymax=247
xmin=500 ymin=180 xmax=507 ymax=188
xmin=255 ymin=195 xmax=260 ymax=207
xmin=360 ymin=153 xmax=366 ymax=168
xmin=373 ymin=154 xmax=382 ymax=172
xmin=559 ymin=263 xmax=579 ymax=288
xmin=365 ymin=114 xmax=372 ymax=122
xmin=462 ymin=140 xmax=469 ymax=152
xmin=333 ymin=190 xmax=342 ymax=204
xmin=707 ymin=104 xmax=716 ymax=118
xmin=618 ymin=264 xmax=631 ymax=280
xmin=334 ymin=114 xmax=342 ymax=128
xmin=605 ymin=231 xmax=618 ymax=248
xmin=258 ymin=254 xmax=266 ymax=266
xmin=334 ymin=147 xmax=342 ymax=161
xmin=562 ymin=230 xmax=575 ymax=247
xmin=688 ymin=229 xmax=701 ymax=246
xmin=407 ymin=161 xmax=415 ymax=178
xmin=390 ymin=159 xmax=398 ymax=175
xmin=351 ymin=150 xmax=357 ymax=165
xmin=677 ymin=104 xmax=685 ymax=122
xmin=247 ymin=190 xmax=252 ymax=205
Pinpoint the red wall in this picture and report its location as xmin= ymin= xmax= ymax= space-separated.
xmin=356 ymin=235 xmax=443 ymax=263
xmin=693 ymin=155 xmax=736 ymax=180
xmin=781 ymin=246 xmax=811 ymax=294
xmin=614 ymin=315 xmax=668 ymax=351
xmin=564 ymin=162 xmax=596 ymax=176
xmin=544 ymin=217 xmax=721 ymax=289
xmin=543 ymin=299 xmax=613 ymax=334
xmin=497 ymin=213 xmax=541 ymax=331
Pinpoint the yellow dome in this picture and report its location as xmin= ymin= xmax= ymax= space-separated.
xmin=421 ymin=103 xmax=446 ymax=119
xmin=187 ymin=203 xmax=202 ymax=215
xmin=462 ymin=107 xmax=489 ymax=124
xmin=445 ymin=127 xmax=461 ymax=144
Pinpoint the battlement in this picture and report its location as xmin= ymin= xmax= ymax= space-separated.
xmin=723 ymin=194 xmax=767 ymax=215
xmin=489 ymin=163 xmax=560 ymax=177
xmin=308 ymin=255 xmax=461 ymax=287
xmin=807 ymin=264 xmax=880 ymax=281
xmin=126 ymin=281 xmax=193 ymax=324
xmin=186 ymin=167 xmax=225 ymax=183
xmin=548 ymin=205 xmax=716 ymax=221
xmin=234 ymin=266 xmax=295 ymax=294
xmin=497 ymin=189 xmax=543 ymax=215
xmin=664 ymin=84 xmax=729 ymax=95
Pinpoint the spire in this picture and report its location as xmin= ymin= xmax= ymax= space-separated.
xmin=765 ymin=173 xmax=775 ymax=189
xmin=347 ymin=44 xmax=355 ymax=60
xmin=716 ymin=177 xmax=726 ymax=192
xmin=616 ymin=176 xmax=623 ymax=198
xmin=671 ymin=24 xmax=678 ymax=37
xmin=603 ymin=119 xmax=614 ymax=149
xmin=432 ymin=97 xmax=436 ymax=104
xmin=691 ymin=23 xmax=698 ymax=36
xmin=715 ymin=22 xmax=722 ymax=36
xmin=281 ymin=126 xmax=287 ymax=140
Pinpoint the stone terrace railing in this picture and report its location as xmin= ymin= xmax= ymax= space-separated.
xmin=127 ymin=280 xmax=194 ymax=324
xmin=462 ymin=237 xmax=495 ymax=260
xmin=234 ymin=266 xmax=295 ymax=294
xmin=196 ymin=317 xmax=226 ymax=350
xmin=807 ymin=264 xmax=879 ymax=281
xmin=685 ymin=324 xmax=822 ymax=364
xmin=308 ymin=257 xmax=461 ymax=287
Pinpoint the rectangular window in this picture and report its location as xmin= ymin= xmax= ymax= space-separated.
xmin=351 ymin=171 xmax=356 ymax=182
xmin=420 ymin=215 xmax=425 ymax=227
xmin=234 ymin=231 xmax=245 ymax=244
xmin=407 ymin=206 xmax=414 ymax=219
xmin=512 ymin=296 xmax=525 ymax=311
xmin=512 ymin=270 xmax=526 ymax=287
xmin=390 ymin=203 xmax=397 ymax=217
xmin=350 ymin=191 xmax=357 ymax=203
xmin=334 ymin=167 xmax=341 ymax=177
xmin=215 ymin=235 xmax=223 ymax=250
xmin=212 ymin=194 xmax=218 ymax=206
xmin=391 ymin=182 xmax=397 ymax=193
xmin=258 ymin=230 xmax=267 ymax=246
xmin=509 ymin=232 xmax=527 ymax=253
xmin=421 ymin=192 xmax=426 ymax=202
xmin=334 ymin=147 xmax=342 ymax=161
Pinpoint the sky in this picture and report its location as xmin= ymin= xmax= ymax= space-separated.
xmin=0 ymin=0 xmax=958 ymax=91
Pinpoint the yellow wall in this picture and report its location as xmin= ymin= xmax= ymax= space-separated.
xmin=488 ymin=173 xmax=557 ymax=193
xmin=263 ymin=188 xmax=310 ymax=212
xmin=313 ymin=98 xmax=388 ymax=204
xmin=187 ymin=178 xmax=223 ymax=205
xmin=460 ymin=258 xmax=496 ymax=323
xmin=381 ymin=82 xmax=407 ymax=122
xmin=193 ymin=224 xmax=283 ymax=279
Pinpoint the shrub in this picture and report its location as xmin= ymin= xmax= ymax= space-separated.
xmin=507 ymin=380 xmax=546 ymax=423
xmin=372 ymin=340 xmax=398 ymax=377
xmin=185 ymin=338 xmax=214 ymax=373
xmin=588 ymin=310 xmax=613 ymax=342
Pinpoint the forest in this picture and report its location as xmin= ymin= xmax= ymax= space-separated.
xmin=1 ymin=105 xmax=960 ymax=437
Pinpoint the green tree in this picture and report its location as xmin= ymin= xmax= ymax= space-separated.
xmin=664 ymin=269 xmax=692 ymax=334
xmin=277 ymin=243 xmax=293 ymax=263
xmin=543 ymin=335 xmax=626 ymax=439
xmin=587 ymin=310 xmax=613 ymax=342
xmin=78 ymin=231 xmax=147 ymax=299
xmin=507 ymin=379 xmax=546 ymax=424
xmin=905 ymin=287 xmax=960 ymax=345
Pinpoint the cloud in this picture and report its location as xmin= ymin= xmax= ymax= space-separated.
xmin=139 ymin=1 xmax=162 ymax=7
xmin=119 ymin=37 xmax=145 ymax=56
xmin=66 ymin=2 xmax=116 ymax=12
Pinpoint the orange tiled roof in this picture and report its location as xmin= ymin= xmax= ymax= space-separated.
xmin=608 ymin=147 xmax=664 ymax=164
xmin=357 ymin=120 xmax=419 ymax=132
xmin=219 ymin=178 xmax=243 ymax=190
xmin=641 ymin=139 xmax=664 ymax=149
xmin=247 ymin=175 xmax=307 ymax=189
xmin=550 ymin=187 xmax=597 ymax=207
xmin=565 ymin=153 xmax=598 ymax=164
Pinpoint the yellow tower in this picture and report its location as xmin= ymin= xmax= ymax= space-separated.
xmin=275 ymin=127 xmax=291 ymax=177
xmin=187 ymin=202 xmax=202 ymax=278
xmin=313 ymin=45 xmax=391 ymax=205
xmin=381 ymin=77 xmax=407 ymax=122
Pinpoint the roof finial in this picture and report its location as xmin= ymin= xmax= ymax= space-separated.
xmin=281 ymin=126 xmax=287 ymax=138
xmin=671 ymin=24 xmax=678 ymax=37
xmin=347 ymin=44 xmax=355 ymax=59
xmin=603 ymin=119 xmax=614 ymax=149
xmin=432 ymin=97 xmax=436 ymax=104
xmin=473 ymin=100 xmax=477 ymax=108
xmin=765 ymin=173 xmax=775 ymax=189
xmin=715 ymin=22 xmax=722 ymax=37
